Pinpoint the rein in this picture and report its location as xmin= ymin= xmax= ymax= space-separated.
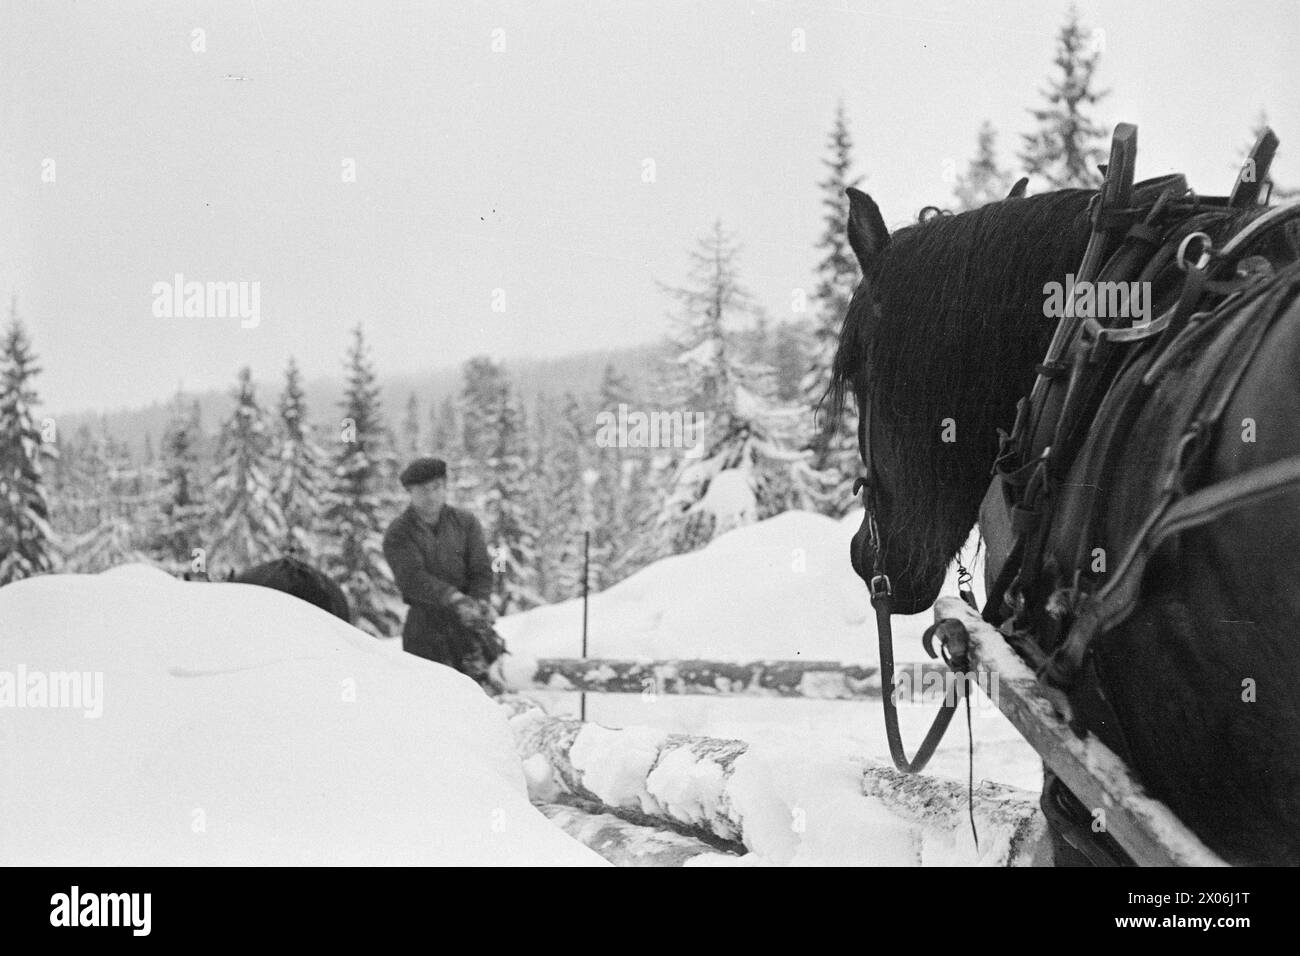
xmin=853 ymin=394 xmax=975 ymax=775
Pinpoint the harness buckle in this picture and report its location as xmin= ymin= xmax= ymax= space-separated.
xmin=869 ymin=573 xmax=892 ymax=600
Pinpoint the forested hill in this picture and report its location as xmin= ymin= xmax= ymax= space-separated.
xmin=54 ymin=342 xmax=669 ymax=463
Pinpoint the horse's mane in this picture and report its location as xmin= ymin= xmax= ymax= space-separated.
xmin=828 ymin=190 xmax=1092 ymax=435
xmin=825 ymin=188 xmax=1274 ymax=580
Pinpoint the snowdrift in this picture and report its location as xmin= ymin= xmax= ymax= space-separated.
xmin=500 ymin=509 xmax=955 ymax=672
xmin=0 ymin=565 xmax=603 ymax=866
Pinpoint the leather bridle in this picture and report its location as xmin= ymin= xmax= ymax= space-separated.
xmin=853 ymin=387 xmax=965 ymax=774
xmin=850 ymin=389 xmax=889 ymax=600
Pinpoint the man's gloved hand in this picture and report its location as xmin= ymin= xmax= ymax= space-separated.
xmin=448 ymin=593 xmax=483 ymax=628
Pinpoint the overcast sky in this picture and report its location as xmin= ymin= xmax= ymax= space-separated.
xmin=4 ymin=0 xmax=1298 ymax=416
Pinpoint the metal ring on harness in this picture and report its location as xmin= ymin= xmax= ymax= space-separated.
xmin=1176 ymin=231 xmax=1213 ymax=273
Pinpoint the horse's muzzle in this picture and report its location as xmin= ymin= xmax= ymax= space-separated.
xmin=850 ymin=515 xmax=874 ymax=583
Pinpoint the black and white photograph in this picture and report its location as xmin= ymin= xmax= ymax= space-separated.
xmin=1 ymin=0 xmax=1297 ymax=914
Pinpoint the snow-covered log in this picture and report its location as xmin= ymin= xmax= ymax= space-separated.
xmin=516 ymin=657 xmax=955 ymax=700
xmin=519 ymin=657 xmax=949 ymax=700
xmin=502 ymin=695 xmax=1051 ymax=865
xmin=503 ymin=695 xmax=753 ymax=847
xmin=859 ymin=764 xmax=1045 ymax=866
xmin=537 ymin=804 xmax=728 ymax=866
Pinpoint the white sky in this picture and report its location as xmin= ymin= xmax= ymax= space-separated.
xmin=4 ymin=0 xmax=1298 ymax=415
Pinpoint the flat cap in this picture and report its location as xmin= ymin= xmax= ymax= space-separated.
xmin=399 ymin=456 xmax=447 ymax=487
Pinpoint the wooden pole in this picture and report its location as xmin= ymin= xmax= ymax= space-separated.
xmin=580 ymin=530 xmax=590 ymax=722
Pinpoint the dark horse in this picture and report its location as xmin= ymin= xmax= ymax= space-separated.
xmin=188 ymin=555 xmax=352 ymax=624
xmin=827 ymin=185 xmax=1300 ymax=865
xmin=234 ymin=556 xmax=353 ymax=623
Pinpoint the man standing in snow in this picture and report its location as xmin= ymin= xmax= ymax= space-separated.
xmin=382 ymin=457 xmax=499 ymax=681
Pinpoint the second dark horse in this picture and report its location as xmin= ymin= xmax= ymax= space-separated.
xmin=226 ymin=555 xmax=353 ymax=624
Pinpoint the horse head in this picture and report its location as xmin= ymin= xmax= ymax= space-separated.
xmin=833 ymin=188 xmax=981 ymax=613
xmin=829 ymin=186 xmax=1101 ymax=614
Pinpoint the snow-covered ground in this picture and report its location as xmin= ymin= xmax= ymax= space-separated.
xmin=0 ymin=510 xmax=1043 ymax=866
xmin=499 ymin=510 xmax=1045 ymax=864
xmin=0 ymin=565 xmax=602 ymax=865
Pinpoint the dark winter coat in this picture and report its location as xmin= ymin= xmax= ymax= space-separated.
xmin=381 ymin=504 xmax=493 ymax=668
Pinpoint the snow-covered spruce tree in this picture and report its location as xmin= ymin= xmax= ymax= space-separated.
xmin=67 ymin=494 xmax=150 ymax=574
xmin=456 ymin=356 xmax=508 ymax=513
xmin=153 ymin=393 xmax=207 ymax=572
xmin=611 ymin=453 xmax=660 ymax=581
xmin=655 ymin=221 xmax=809 ymax=555
xmin=320 ymin=326 xmax=402 ymax=637
xmin=550 ymin=391 xmax=596 ymax=600
xmin=105 ymin=430 xmax=149 ymax=509
xmin=62 ymin=426 xmax=152 ymax=573
xmin=273 ymin=357 xmax=329 ymax=557
xmin=770 ymin=320 xmax=810 ymax=404
xmin=468 ymin=363 xmax=541 ymax=614
xmin=48 ymin=423 xmax=104 ymax=539
xmin=801 ymin=102 xmax=865 ymax=517
xmin=1019 ymin=5 xmax=1109 ymax=190
xmin=589 ymin=364 xmax=636 ymax=590
xmin=133 ymin=429 xmax=167 ymax=564
xmin=523 ymin=392 xmax=560 ymax=602
xmin=954 ymin=120 xmax=1015 ymax=211
xmin=376 ymin=423 xmax=408 ymax=534
xmin=428 ymin=393 xmax=458 ymax=459
xmin=401 ymin=392 xmax=421 ymax=460
xmin=0 ymin=309 xmax=57 ymax=584
xmin=208 ymin=367 xmax=285 ymax=575
xmin=524 ymin=390 xmax=591 ymax=604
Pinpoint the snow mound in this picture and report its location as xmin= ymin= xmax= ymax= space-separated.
xmin=695 ymin=468 xmax=757 ymax=532
xmin=0 ymin=566 xmax=603 ymax=866
xmin=501 ymin=509 xmax=964 ymax=678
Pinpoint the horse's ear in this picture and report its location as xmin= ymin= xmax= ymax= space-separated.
xmin=845 ymin=187 xmax=890 ymax=271
xmin=1007 ymin=176 xmax=1029 ymax=199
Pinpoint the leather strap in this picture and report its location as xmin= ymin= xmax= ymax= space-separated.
xmin=875 ymin=593 xmax=959 ymax=773
xmin=1045 ymin=450 xmax=1300 ymax=688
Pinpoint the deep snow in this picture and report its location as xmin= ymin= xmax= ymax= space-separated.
xmin=0 ymin=508 xmax=1044 ymax=866
xmin=0 ymin=565 xmax=603 ymax=865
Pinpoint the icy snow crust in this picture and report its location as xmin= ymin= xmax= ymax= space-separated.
xmin=0 ymin=566 xmax=603 ymax=865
